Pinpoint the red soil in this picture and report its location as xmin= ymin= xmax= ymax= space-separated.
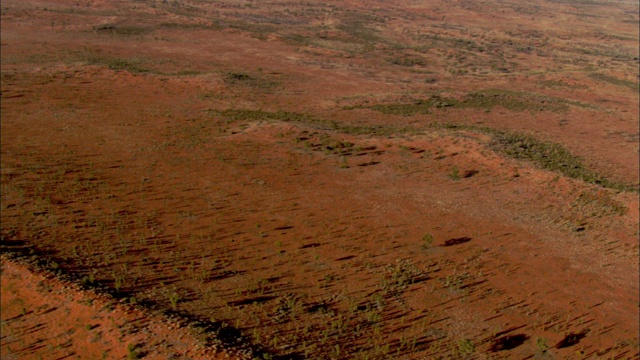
xmin=1 ymin=0 xmax=638 ymax=359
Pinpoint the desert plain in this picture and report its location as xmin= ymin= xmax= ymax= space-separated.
xmin=1 ymin=0 xmax=639 ymax=359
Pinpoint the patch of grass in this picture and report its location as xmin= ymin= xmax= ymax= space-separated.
xmin=174 ymin=70 xmax=203 ymax=76
xmin=168 ymin=291 xmax=180 ymax=310
xmin=338 ymin=156 xmax=349 ymax=168
xmin=348 ymin=89 xmax=591 ymax=116
xmin=210 ymin=109 xmax=317 ymax=124
xmin=538 ymin=79 xmax=588 ymax=90
xmin=457 ymin=89 xmax=575 ymax=112
xmin=126 ymin=343 xmax=140 ymax=360
xmin=93 ymin=24 xmax=150 ymax=37
xmin=572 ymin=189 xmax=628 ymax=216
xmin=457 ymin=338 xmax=475 ymax=355
xmin=85 ymin=56 xmax=149 ymax=73
xmin=338 ymin=124 xmax=419 ymax=136
xmin=225 ymin=72 xmax=252 ymax=82
xmin=589 ymin=73 xmax=639 ymax=90
xmin=493 ymin=132 xmax=629 ymax=189
xmin=282 ymin=33 xmax=311 ymax=46
xmin=336 ymin=18 xmax=382 ymax=44
xmin=421 ymin=233 xmax=434 ymax=249
xmin=432 ymin=123 xmax=636 ymax=192
xmin=209 ymin=109 xmax=419 ymax=136
xmin=386 ymin=56 xmax=427 ymax=67
xmin=159 ymin=22 xmax=223 ymax=31
xmin=381 ymin=259 xmax=427 ymax=294
xmin=536 ymin=337 xmax=549 ymax=354
xmin=448 ymin=166 xmax=461 ymax=180
xmin=223 ymin=72 xmax=279 ymax=89
xmin=227 ymin=20 xmax=277 ymax=39
xmin=345 ymin=95 xmax=455 ymax=116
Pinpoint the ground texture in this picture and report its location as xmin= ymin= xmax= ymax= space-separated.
xmin=1 ymin=0 xmax=639 ymax=359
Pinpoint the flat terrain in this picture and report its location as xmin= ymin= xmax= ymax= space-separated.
xmin=1 ymin=0 xmax=638 ymax=359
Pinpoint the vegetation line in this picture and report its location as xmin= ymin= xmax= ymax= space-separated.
xmin=209 ymin=108 xmax=420 ymax=136
xmin=211 ymin=108 xmax=636 ymax=192
xmin=588 ymin=72 xmax=640 ymax=90
xmin=344 ymin=89 xmax=594 ymax=116
xmin=431 ymin=123 xmax=637 ymax=192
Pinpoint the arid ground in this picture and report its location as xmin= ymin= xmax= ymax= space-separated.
xmin=1 ymin=0 xmax=639 ymax=359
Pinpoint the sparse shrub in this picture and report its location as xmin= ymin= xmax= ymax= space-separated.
xmin=536 ymin=337 xmax=549 ymax=354
xmin=448 ymin=166 xmax=460 ymax=180
xmin=226 ymin=72 xmax=251 ymax=82
xmin=458 ymin=338 xmax=475 ymax=355
xmin=113 ymin=272 xmax=125 ymax=292
xmin=223 ymin=72 xmax=278 ymax=89
xmin=382 ymin=259 xmax=426 ymax=293
xmin=168 ymin=291 xmax=180 ymax=310
xmin=421 ymin=233 xmax=434 ymax=249
xmin=87 ymin=57 xmax=148 ymax=73
xmin=339 ymin=156 xmax=348 ymax=168
xmin=127 ymin=344 xmax=139 ymax=359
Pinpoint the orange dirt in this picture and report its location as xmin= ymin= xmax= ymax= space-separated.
xmin=1 ymin=0 xmax=638 ymax=359
xmin=1 ymin=257 xmax=240 ymax=359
